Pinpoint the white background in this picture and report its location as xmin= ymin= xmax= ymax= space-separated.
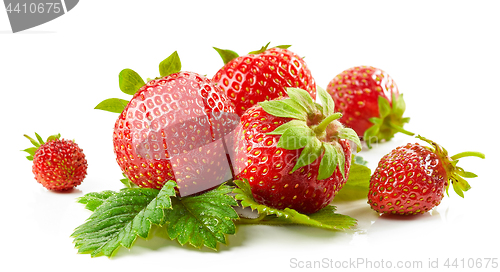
xmin=1 ymin=1 xmax=499 ymax=271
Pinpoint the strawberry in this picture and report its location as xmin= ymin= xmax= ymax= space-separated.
xmin=326 ymin=66 xmax=413 ymax=147
xmin=367 ymin=135 xmax=484 ymax=215
xmin=230 ymin=87 xmax=361 ymax=214
xmin=23 ymin=133 xmax=88 ymax=191
xmin=212 ymin=43 xmax=316 ymax=116
xmin=113 ymin=71 xmax=238 ymax=195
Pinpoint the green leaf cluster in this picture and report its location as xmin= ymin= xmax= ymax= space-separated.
xmin=364 ymin=93 xmax=413 ymax=148
xmin=22 ymin=133 xmax=61 ymax=161
xmin=259 ymin=87 xmax=361 ymax=181
xmin=72 ymin=181 xmax=239 ymax=257
xmin=94 ymin=51 xmax=182 ymax=114
xmin=214 ymin=42 xmax=292 ymax=65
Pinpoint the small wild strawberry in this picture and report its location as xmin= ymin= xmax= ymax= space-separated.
xmin=231 ymin=87 xmax=361 ymax=214
xmin=23 ymin=133 xmax=88 ymax=191
xmin=368 ymin=135 xmax=484 ymax=215
xmin=327 ymin=66 xmax=413 ymax=147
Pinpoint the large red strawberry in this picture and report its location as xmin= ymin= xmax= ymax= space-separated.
xmin=23 ymin=133 xmax=88 ymax=191
xmin=326 ymin=66 xmax=413 ymax=147
xmin=368 ymin=135 xmax=484 ymax=215
xmin=212 ymin=43 xmax=316 ymax=116
xmin=230 ymin=87 xmax=361 ymax=214
xmin=113 ymin=70 xmax=238 ymax=195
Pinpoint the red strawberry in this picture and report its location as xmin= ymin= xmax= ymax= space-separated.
xmin=113 ymin=71 xmax=238 ymax=195
xmin=326 ymin=66 xmax=413 ymax=147
xmin=368 ymin=135 xmax=484 ymax=215
xmin=230 ymin=87 xmax=361 ymax=214
xmin=23 ymin=133 xmax=87 ymax=191
xmin=213 ymin=43 xmax=316 ymax=116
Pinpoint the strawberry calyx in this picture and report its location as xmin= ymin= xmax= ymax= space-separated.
xmin=260 ymin=87 xmax=361 ymax=181
xmin=416 ymin=135 xmax=485 ymax=198
xmin=364 ymin=93 xmax=413 ymax=148
xmin=22 ymin=133 xmax=61 ymax=161
xmin=213 ymin=42 xmax=292 ymax=65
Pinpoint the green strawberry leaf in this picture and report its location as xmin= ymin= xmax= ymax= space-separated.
xmin=162 ymin=184 xmax=238 ymax=249
xmin=285 ymin=87 xmax=316 ymax=113
xmin=316 ymin=86 xmax=335 ymax=117
xmin=274 ymin=45 xmax=292 ymax=49
xmin=317 ymin=143 xmax=339 ymax=180
xmin=332 ymin=142 xmax=346 ymax=179
xmin=72 ymin=181 xmax=176 ymax=257
xmin=118 ymin=68 xmax=145 ymax=95
xmin=248 ymin=42 xmax=271 ymax=54
xmin=77 ymin=190 xmax=118 ymax=212
xmin=94 ymin=98 xmax=129 ymax=114
xmin=46 ymin=133 xmax=61 ymax=142
xmin=292 ymin=137 xmax=323 ymax=172
xmin=259 ymin=99 xmax=308 ymax=121
xmin=338 ymin=127 xmax=362 ymax=152
xmin=334 ymin=158 xmax=372 ymax=201
xmin=22 ymin=147 xmax=37 ymax=156
xmin=277 ymin=126 xmax=315 ymax=150
xmin=213 ymin=47 xmax=239 ymax=65
xmin=34 ymin=133 xmax=44 ymax=145
xmin=266 ymin=120 xmax=308 ymax=135
xmin=233 ymin=180 xmax=356 ymax=230
xmin=159 ymin=51 xmax=182 ymax=77
xmin=378 ymin=96 xmax=392 ymax=118
xmin=392 ymin=93 xmax=406 ymax=117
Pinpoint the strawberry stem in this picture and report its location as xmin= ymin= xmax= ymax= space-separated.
xmin=387 ymin=122 xmax=415 ymax=136
xmin=451 ymin=151 xmax=485 ymax=160
xmin=313 ymin=113 xmax=342 ymax=135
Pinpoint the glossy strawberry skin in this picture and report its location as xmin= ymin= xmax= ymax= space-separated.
xmin=213 ymin=48 xmax=316 ymax=116
xmin=368 ymin=143 xmax=448 ymax=215
xmin=32 ymin=139 xmax=87 ymax=191
xmin=232 ymin=105 xmax=351 ymax=214
xmin=113 ymin=71 xmax=237 ymax=190
xmin=326 ymin=66 xmax=398 ymax=137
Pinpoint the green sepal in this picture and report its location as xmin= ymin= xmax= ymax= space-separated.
xmin=334 ymin=156 xmax=372 ymax=201
xmin=378 ymin=95 xmax=392 ymax=118
xmin=274 ymin=44 xmax=292 ymax=49
xmin=333 ymin=142 xmax=346 ymax=179
xmin=338 ymin=127 xmax=362 ymax=152
xmin=118 ymin=68 xmax=145 ymax=95
xmin=34 ymin=133 xmax=44 ymax=145
xmin=266 ymin=120 xmax=308 ymax=135
xmin=285 ymin=87 xmax=316 ymax=113
xmin=248 ymin=42 xmax=271 ymax=55
xmin=94 ymin=98 xmax=129 ymax=114
xmin=159 ymin=51 xmax=182 ymax=77
xmin=120 ymin=173 xmax=139 ymax=188
xmin=317 ymin=143 xmax=339 ymax=180
xmin=23 ymin=133 xmax=62 ymax=161
xmin=213 ymin=47 xmax=239 ymax=65
xmin=22 ymin=147 xmax=37 ymax=156
xmin=46 ymin=133 xmax=61 ymax=142
xmin=276 ymin=126 xmax=315 ymax=150
xmin=292 ymin=137 xmax=323 ymax=172
xmin=233 ymin=179 xmax=357 ymax=230
xmin=259 ymin=99 xmax=308 ymax=121
xmin=363 ymin=93 xmax=412 ymax=148
xmin=317 ymin=86 xmax=335 ymax=116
